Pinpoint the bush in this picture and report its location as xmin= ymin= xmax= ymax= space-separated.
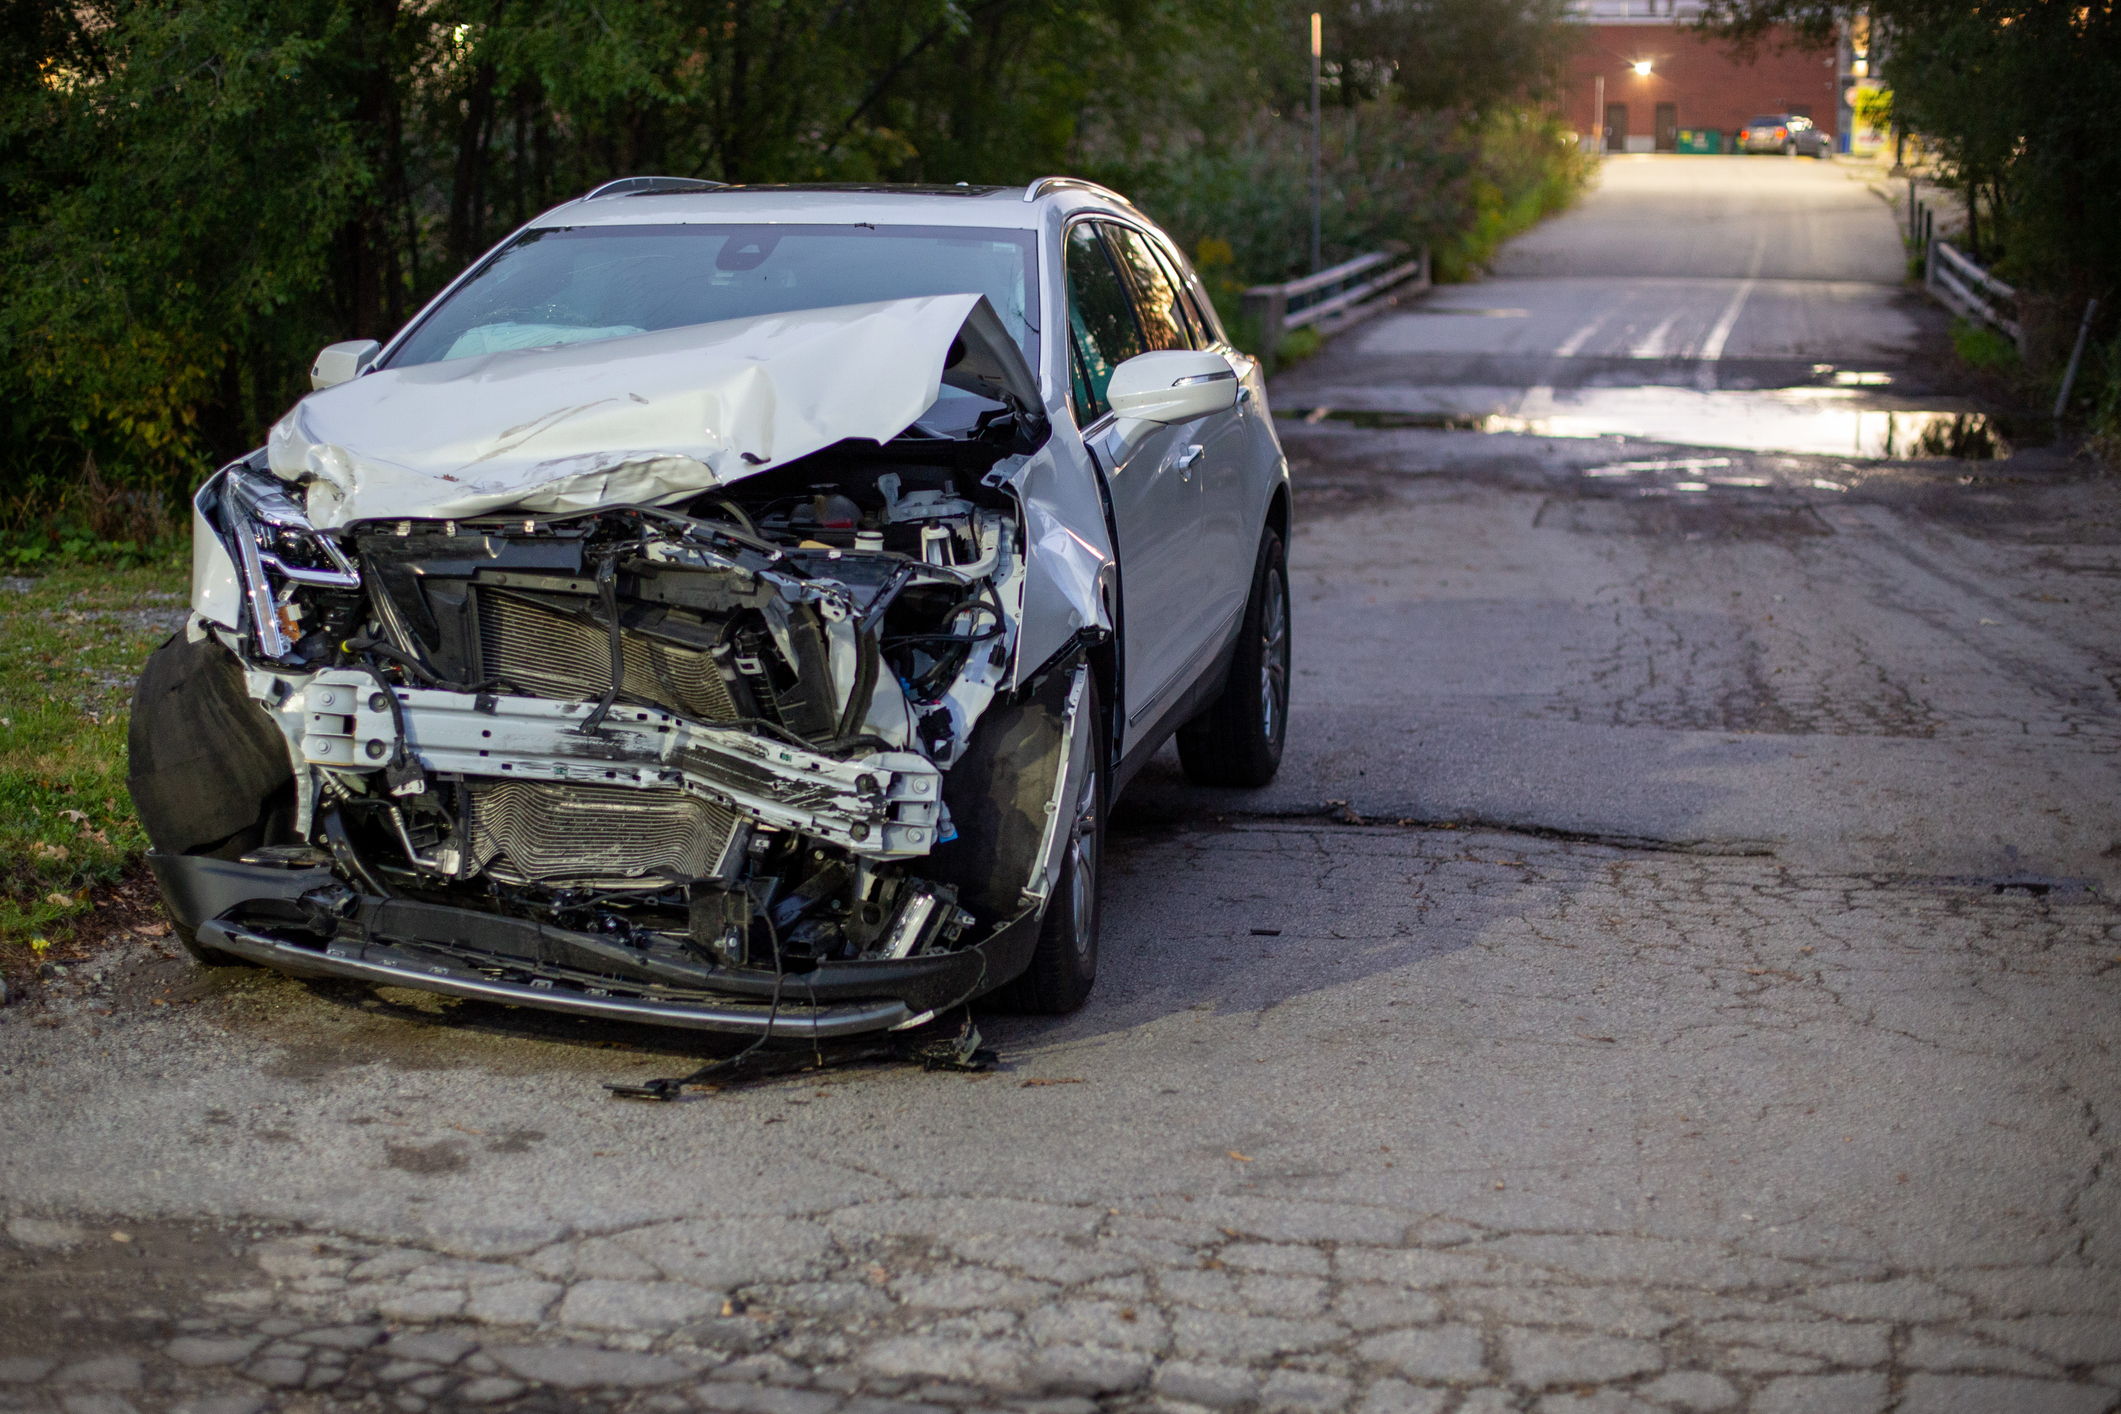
xmin=1100 ymin=101 xmax=1587 ymax=353
xmin=1949 ymin=317 xmax=2020 ymax=373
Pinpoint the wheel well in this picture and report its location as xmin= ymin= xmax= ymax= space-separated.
xmin=1266 ymin=484 xmax=1291 ymax=548
xmin=1088 ymin=637 xmax=1120 ymax=770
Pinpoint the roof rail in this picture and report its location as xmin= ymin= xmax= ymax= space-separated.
xmin=582 ymin=176 xmax=728 ymax=201
xmin=1022 ymin=176 xmax=1136 ymax=207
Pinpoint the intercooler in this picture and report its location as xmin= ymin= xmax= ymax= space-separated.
xmin=465 ymin=780 xmax=743 ymax=883
xmin=479 ymin=591 xmax=738 ymax=724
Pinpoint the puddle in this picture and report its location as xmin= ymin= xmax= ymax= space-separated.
xmin=1283 ymin=386 xmax=2010 ymax=460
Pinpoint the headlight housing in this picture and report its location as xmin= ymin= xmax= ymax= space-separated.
xmin=219 ymin=466 xmax=360 ymax=658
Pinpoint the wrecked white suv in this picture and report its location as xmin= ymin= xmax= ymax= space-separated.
xmin=128 ymin=177 xmax=1292 ymax=1038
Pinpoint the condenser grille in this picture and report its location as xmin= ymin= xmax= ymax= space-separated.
xmin=481 ymin=593 xmax=737 ymax=723
xmin=467 ymin=780 xmax=740 ymax=882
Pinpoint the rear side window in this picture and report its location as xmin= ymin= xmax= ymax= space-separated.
xmin=1065 ymin=223 xmax=1145 ymax=425
xmin=1103 ymin=225 xmax=1193 ymax=353
xmin=1150 ymin=239 xmax=1224 ymax=349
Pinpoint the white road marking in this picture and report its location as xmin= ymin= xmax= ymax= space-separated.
xmin=1630 ymin=313 xmax=1680 ymax=359
xmin=1555 ymin=319 xmax=1606 ymax=357
xmin=1693 ymin=238 xmax=1768 ymax=386
xmin=1698 ymin=281 xmax=1757 ymax=363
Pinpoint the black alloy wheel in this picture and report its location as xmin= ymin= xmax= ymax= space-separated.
xmin=994 ymin=677 xmax=1105 ymax=1015
xmin=1177 ymin=526 xmax=1290 ymax=788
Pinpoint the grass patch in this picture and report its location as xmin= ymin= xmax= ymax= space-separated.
xmin=1268 ymin=324 xmax=1324 ymax=375
xmin=0 ymin=556 xmax=188 ymax=969
xmin=1950 ymin=316 xmax=2021 ymax=372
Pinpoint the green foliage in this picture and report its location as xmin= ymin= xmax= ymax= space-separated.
xmin=0 ymin=560 xmax=189 ymax=953
xmin=1432 ymin=109 xmax=1588 ymax=281
xmin=1852 ymin=86 xmax=1893 ymax=131
xmin=2 ymin=0 xmax=1585 ymax=524
xmin=2088 ymin=334 xmax=2121 ymax=466
xmin=1948 ymin=317 xmax=2019 ymax=373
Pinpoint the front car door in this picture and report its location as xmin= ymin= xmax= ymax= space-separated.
xmin=1062 ymin=220 xmax=1204 ymax=756
xmin=1102 ymin=223 xmax=1256 ymax=671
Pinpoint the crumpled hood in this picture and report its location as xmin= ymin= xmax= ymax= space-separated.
xmin=268 ymin=293 xmax=1033 ymax=528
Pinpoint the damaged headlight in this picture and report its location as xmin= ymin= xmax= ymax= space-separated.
xmin=220 ymin=466 xmax=360 ymax=658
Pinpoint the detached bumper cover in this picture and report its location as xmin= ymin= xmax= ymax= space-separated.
xmin=154 ymin=853 xmax=1036 ymax=1037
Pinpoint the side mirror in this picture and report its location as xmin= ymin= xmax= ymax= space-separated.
xmin=1106 ymin=350 xmax=1239 ymax=424
xmin=311 ymin=339 xmax=381 ymax=391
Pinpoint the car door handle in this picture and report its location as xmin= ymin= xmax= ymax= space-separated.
xmin=1175 ymin=444 xmax=1205 ymax=478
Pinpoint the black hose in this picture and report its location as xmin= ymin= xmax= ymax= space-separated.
xmin=341 ymin=636 xmax=495 ymax=694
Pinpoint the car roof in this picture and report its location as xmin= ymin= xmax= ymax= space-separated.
xmin=526 ymin=179 xmax=1137 ymax=233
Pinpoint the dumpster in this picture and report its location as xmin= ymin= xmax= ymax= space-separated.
xmin=1676 ymin=128 xmax=1723 ymax=154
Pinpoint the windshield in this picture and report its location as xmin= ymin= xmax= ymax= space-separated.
xmin=385 ymin=223 xmax=1040 ymax=370
xmin=1750 ymin=116 xmax=1786 ymax=126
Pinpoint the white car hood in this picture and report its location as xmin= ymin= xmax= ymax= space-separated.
xmin=267 ymin=293 xmax=1036 ymax=529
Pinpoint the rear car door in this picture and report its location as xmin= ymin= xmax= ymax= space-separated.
xmin=1063 ymin=220 xmax=1203 ymax=753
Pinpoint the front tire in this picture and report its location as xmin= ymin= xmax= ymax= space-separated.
xmin=992 ymin=678 xmax=1104 ymax=1015
xmin=1177 ymin=527 xmax=1290 ymax=788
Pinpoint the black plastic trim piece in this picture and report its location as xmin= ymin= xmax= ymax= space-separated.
xmin=148 ymin=853 xmax=335 ymax=934
xmin=153 ymin=851 xmax=1043 ymax=1037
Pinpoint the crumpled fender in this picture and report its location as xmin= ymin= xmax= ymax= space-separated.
xmin=1004 ymin=439 xmax=1115 ymax=687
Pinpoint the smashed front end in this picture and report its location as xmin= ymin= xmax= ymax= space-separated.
xmin=131 ymin=298 xmax=1109 ymax=1037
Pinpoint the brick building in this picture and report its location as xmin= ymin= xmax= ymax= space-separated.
xmin=1564 ymin=0 xmax=1842 ymax=153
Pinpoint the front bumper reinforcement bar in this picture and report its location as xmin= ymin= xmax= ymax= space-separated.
xmin=298 ymin=671 xmax=943 ymax=859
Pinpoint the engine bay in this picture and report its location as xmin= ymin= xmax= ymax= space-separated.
xmin=165 ymin=418 xmax=1092 ymax=1012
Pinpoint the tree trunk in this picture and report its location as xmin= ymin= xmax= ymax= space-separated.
xmin=1964 ymin=173 xmax=1980 ymax=264
xmin=450 ymin=61 xmax=499 ymax=271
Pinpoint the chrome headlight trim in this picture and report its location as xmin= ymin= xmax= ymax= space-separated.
xmin=219 ymin=466 xmax=360 ymax=658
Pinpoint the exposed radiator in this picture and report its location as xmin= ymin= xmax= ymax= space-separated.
xmin=480 ymin=592 xmax=738 ymax=724
xmin=466 ymin=780 xmax=742 ymax=883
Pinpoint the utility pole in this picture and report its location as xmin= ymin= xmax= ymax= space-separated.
xmin=1310 ymin=11 xmax=1322 ymax=275
xmin=1593 ymin=74 xmax=1605 ymax=154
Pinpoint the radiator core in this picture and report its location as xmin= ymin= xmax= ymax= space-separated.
xmin=480 ymin=592 xmax=738 ymax=724
xmin=466 ymin=780 xmax=741 ymax=883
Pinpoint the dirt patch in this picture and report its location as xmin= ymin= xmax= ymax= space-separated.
xmin=1534 ymin=495 xmax=1834 ymax=540
xmin=0 ymin=1217 xmax=270 ymax=1359
xmin=384 ymin=1139 xmax=470 ymax=1175
xmin=1 ymin=863 xmax=181 ymax=1012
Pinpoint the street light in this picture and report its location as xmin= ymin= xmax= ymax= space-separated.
xmin=1310 ymin=12 xmax=1323 ymax=275
xmin=1632 ymin=59 xmax=1653 ymax=76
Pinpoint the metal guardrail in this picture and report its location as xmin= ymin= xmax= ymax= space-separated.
xmin=1241 ymin=247 xmax=1430 ymax=364
xmin=1925 ymin=236 xmax=2025 ymax=358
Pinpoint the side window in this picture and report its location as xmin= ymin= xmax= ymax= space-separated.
xmin=1104 ymin=225 xmax=1192 ymax=352
xmin=1151 ymin=240 xmax=1227 ymax=349
xmin=1166 ymin=247 xmax=1230 ymax=348
xmin=1065 ymin=223 xmax=1145 ymax=425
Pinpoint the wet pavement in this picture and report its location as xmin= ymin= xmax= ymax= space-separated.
xmin=1275 ymin=155 xmax=1999 ymax=464
xmin=3 ymin=155 xmax=2118 ymax=1414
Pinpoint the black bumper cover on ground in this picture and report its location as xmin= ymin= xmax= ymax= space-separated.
xmin=150 ymin=852 xmax=1038 ymax=1038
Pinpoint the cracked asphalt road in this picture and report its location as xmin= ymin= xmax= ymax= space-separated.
xmin=3 ymin=159 xmax=2118 ymax=1414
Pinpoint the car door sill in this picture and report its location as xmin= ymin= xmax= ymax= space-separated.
xmin=1127 ymin=601 xmax=1242 ymax=729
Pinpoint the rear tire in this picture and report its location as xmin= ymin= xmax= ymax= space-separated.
xmin=1177 ymin=527 xmax=1290 ymax=788
xmin=991 ymin=678 xmax=1104 ymax=1015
